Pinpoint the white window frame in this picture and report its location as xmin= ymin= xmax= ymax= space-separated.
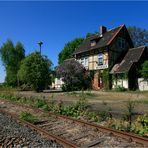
xmin=79 ymin=57 xmax=88 ymax=67
xmin=98 ymin=53 xmax=103 ymax=65
xmin=91 ymin=40 xmax=96 ymax=47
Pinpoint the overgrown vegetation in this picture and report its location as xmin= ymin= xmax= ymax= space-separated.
xmin=101 ymin=69 xmax=110 ymax=90
xmin=114 ymin=85 xmax=127 ymax=92
xmin=125 ymin=100 xmax=136 ymax=126
xmin=0 ymin=92 xmax=147 ymax=137
xmin=56 ymin=59 xmax=92 ymax=91
xmin=19 ymin=111 xmax=38 ymax=123
xmin=107 ymin=114 xmax=148 ymax=137
xmin=140 ymin=60 xmax=148 ymax=81
xmin=18 ymin=52 xmax=52 ymax=92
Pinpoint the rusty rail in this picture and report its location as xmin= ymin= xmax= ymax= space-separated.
xmin=0 ymin=99 xmax=148 ymax=146
xmin=54 ymin=113 xmax=148 ymax=146
xmin=0 ymin=109 xmax=77 ymax=148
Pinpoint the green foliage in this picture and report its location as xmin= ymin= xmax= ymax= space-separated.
xmin=140 ymin=61 xmax=148 ymax=81
xmin=86 ymin=32 xmax=98 ymax=38
xmin=56 ymin=59 xmax=92 ymax=91
xmin=58 ymin=38 xmax=84 ymax=64
xmin=108 ymin=118 xmax=130 ymax=132
xmin=98 ymin=111 xmax=110 ymax=121
xmin=0 ymin=40 xmax=25 ymax=87
xmin=125 ymin=100 xmax=136 ymax=126
xmin=18 ymin=52 xmax=52 ymax=92
xmin=19 ymin=111 xmax=38 ymax=124
xmin=34 ymin=99 xmax=49 ymax=111
xmin=128 ymin=26 xmax=148 ymax=47
xmin=53 ymin=98 xmax=89 ymax=117
xmin=87 ymin=112 xmax=100 ymax=122
xmin=114 ymin=85 xmax=127 ymax=92
xmin=101 ymin=69 xmax=110 ymax=90
xmin=130 ymin=115 xmax=148 ymax=137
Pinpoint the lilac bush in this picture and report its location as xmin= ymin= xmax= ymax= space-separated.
xmin=56 ymin=59 xmax=91 ymax=91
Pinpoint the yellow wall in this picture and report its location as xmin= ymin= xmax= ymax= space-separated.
xmin=77 ymin=52 xmax=108 ymax=70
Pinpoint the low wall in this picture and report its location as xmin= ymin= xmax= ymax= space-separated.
xmin=138 ymin=78 xmax=148 ymax=91
xmin=112 ymin=79 xmax=128 ymax=89
xmin=113 ymin=78 xmax=148 ymax=91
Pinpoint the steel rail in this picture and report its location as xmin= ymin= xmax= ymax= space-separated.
xmin=0 ymin=109 xmax=77 ymax=148
xmin=54 ymin=113 xmax=148 ymax=146
xmin=0 ymin=99 xmax=148 ymax=146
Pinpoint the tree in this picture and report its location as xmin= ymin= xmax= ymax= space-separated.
xmin=128 ymin=26 xmax=148 ymax=47
xmin=140 ymin=61 xmax=148 ymax=81
xmin=58 ymin=38 xmax=84 ymax=64
xmin=18 ymin=52 xmax=52 ymax=92
xmin=56 ymin=59 xmax=91 ymax=91
xmin=86 ymin=32 xmax=98 ymax=38
xmin=0 ymin=40 xmax=25 ymax=87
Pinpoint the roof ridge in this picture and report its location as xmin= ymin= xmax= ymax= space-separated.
xmin=107 ymin=25 xmax=124 ymax=45
xmin=85 ymin=33 xmax=100 ymax=40
xmin=85 ymin=24 xmax=124 ymax=40
xmin=107 ymin=24 xmax=124 ymax=32
xmin=129 ymin=45 xmax=146 ymax=50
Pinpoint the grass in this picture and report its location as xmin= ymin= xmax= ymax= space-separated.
xmin=66 ymin=90 xmax=96 ymax=98
xmin=0 ymin=90 xmax=148 ymax=137
xmin=19 ymin=111 xmax=38 ymax=123
xmin=134 ymin=99 xmax=148 ymax=104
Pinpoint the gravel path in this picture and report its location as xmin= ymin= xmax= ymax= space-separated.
xmin=0 ymin=112 xmax=63 ymax=148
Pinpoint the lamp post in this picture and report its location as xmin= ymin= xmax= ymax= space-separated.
xmin=38 ymin=41 xmax=43 ymax=54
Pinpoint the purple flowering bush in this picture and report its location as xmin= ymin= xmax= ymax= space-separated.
xmin=56 ymin=59 xmax=91 ymax=91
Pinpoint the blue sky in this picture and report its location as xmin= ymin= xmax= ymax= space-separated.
xmin=0 ymin=1 xmax=148 ymax=82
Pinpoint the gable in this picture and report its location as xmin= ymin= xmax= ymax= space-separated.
xmin=110 ymin=46 xmax=147 ymax=74
xmin=73 ymin=25 xmax=133 ymax=55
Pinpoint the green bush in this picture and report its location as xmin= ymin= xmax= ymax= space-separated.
xmin=130 ymin=115 xmax=148 ymax=137
xmin=114 ymin=85 xmax=127 ymax=92
xmin=34 ymin=99 xmax=49 ymax=111
xmin=19 ymin=111 xmax=38 ymax=123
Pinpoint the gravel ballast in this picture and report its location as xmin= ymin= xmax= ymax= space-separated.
xmin=0 ymin=112 xmax=63 ymax=147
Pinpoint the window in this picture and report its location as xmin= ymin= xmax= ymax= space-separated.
xmin=91 ymin=40 xmax=96 ymax=47
xmin=84 ymin=57 xmax=88 ymax=67
xmin=79 ymin=57 xmax=88 ymax=67
xmin=118 ymin=38 xmax=125 ymax=49
xmin=98 ymin=53 xmax=103 ymax=65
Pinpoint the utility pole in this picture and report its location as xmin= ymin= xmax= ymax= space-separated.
xmin=38 ymin=41 xmax=43 ymax=54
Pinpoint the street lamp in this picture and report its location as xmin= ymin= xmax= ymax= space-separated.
xmin=38 ymin=41 xmax=43 ymax=54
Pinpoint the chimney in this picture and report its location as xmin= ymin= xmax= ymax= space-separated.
xmin=100 ymin=26 xmax=107 ymax=37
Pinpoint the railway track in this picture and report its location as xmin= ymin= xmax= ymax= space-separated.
xmin=0 ymin=100 xmax=148 ymax=147
xmin=0 ymin=111 xmax=63 ymax=148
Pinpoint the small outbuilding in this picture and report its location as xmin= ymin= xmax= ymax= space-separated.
xmin=110 ymin=46 xmax=148 ymax=90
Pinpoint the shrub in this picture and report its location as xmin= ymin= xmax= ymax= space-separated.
xmin=125 ymin=100 xmax=136 ymax=126
xmin=56 ymin=59 xmax=91 ymax=91
xmin=34 ymin=99 xmax=49 ymax=111
xmin=18 ymin=52 xmax=52 ymax=92
xmin=19 ymin=111 xmax=38 ymax=123
xmin=130 ymin=115 xmax=148 ymax=137
xmin=114 ymin=85 xmax=127 ymax=92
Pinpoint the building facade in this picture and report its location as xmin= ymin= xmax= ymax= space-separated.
xmin=73 ymin=25 xmax=134 ymax=90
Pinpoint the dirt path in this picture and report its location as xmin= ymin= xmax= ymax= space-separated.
xmin=1 ymin=90 xmax=148 ymax=113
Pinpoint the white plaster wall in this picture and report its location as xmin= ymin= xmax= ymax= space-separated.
xmin=138 ymin=78 xmax=148 ymax=91
xmin=113 ymin=79 xmax=128 ymax=89
xmin=52 ymin=78 xmax=64 ymax=89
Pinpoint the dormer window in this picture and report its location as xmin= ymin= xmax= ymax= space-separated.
xmin=118 ymin=37 xmax=125 ymax=49
xmin=91 ymin=40 xmax=96 ymax=47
